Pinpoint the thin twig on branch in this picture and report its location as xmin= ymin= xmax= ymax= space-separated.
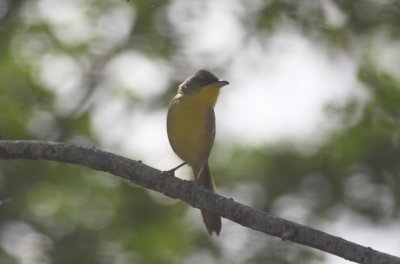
xmin=0 ymin=140 xmax=398 ymax=264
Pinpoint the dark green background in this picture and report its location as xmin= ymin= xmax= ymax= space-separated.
xmin=1 ymin=0 xmax=400 ymax=263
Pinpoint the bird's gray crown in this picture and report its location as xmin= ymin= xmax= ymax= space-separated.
xmin=179 ymin=69 xmax=219 ymax=94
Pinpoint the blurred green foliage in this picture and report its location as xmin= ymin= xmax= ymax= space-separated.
xmin=0 ymin=0 xmax=400 ymax=263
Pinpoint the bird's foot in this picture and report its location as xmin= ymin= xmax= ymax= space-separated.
xmin=160 ymin=162 xmax=187 ymax=177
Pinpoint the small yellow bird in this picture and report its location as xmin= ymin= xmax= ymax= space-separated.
xmin=167 ymin=69 xmax=229 ymax=235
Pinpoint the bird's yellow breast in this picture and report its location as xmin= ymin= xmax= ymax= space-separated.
xmin=167 ymin=86 xmax=219 ymax=167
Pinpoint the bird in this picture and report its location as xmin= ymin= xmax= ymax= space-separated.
xmin=166 ymin=69 xmax=229 ymax=235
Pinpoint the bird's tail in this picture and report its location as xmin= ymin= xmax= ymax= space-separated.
xmin=194 ymin=162 xmax=221 ymax=235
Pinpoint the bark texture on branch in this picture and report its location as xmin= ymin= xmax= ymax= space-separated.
xmin=0 ymin=140 xmax=398 ymax=264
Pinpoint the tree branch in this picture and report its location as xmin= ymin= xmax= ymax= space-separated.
xmin=0 ymin=140 xmax=398 ymax=264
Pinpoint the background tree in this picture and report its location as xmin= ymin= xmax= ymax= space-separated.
xmin=0 ymin=0 xmax=399 ymax=263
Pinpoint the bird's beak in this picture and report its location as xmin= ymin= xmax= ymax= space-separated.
xmin=215 ymin=80 xmax=229 ymax=87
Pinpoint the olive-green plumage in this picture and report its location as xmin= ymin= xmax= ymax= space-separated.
xmin=167 ymin=69 xmax=229 ymax=235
